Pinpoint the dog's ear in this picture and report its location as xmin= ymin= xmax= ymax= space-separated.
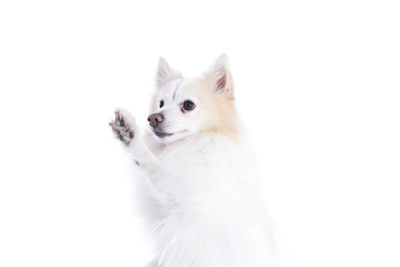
xmin=208 ymin=54 xmax=233 ymax=94
xmin=156 ymin=57 xmax=182 ymax=88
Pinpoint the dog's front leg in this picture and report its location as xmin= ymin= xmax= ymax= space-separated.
xmin=109 ymin=109 xmax=160 ymax=173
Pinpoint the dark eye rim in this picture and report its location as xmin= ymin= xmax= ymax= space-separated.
xmin=182 ymin=100 xmax=195 ymax=111
xmin=159 ymin=100 xmax=164 ymax=108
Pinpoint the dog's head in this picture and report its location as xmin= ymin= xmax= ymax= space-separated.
xmin=147 ymin=55 xmax=239 ymax=143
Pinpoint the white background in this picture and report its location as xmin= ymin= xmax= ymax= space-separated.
xmin=0 ymin=0 xmax=399 ymax=266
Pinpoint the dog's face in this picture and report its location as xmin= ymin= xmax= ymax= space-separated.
xmin=147 ymin=55 xmax=239 ymax=143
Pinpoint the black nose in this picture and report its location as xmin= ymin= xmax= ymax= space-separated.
xmin=147 ymin=113 xmax=164 ymax=127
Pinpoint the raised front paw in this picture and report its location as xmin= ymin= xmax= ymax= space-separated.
xmin=109 ymin=110 xmax=135 ymax=145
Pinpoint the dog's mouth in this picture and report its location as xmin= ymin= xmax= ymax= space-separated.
xmin=153 ymin=129 xmax=188 ymax=138
xmin=153 ymin=129 xmax=174 ymax=138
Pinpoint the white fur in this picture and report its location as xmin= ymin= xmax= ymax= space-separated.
xmin=112 ymin=56 xmax=275 ymax=267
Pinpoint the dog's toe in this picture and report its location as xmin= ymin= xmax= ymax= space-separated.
xmin=119 ymin=117 xmax=125 ymax=127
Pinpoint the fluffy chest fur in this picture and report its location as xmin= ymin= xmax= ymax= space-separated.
xmin=145 ymin=135 xmax=272 ymax=267
xmin=153 ymin=134 xmax=261 ymax=214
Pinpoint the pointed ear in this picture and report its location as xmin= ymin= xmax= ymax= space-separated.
xmin=156 ymin=57 xmax=182 ymax=88
xmin=208 ymin=54 xmax=233 ymax=94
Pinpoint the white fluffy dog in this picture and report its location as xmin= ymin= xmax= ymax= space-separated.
xmin=109 ymin=55 xmax=275 ymax=267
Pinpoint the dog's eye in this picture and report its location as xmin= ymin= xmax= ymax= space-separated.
xmin=182 ymin=100 xmax=195 ymax=111
xmin=159 ymin=100 xmax=164 ymax=108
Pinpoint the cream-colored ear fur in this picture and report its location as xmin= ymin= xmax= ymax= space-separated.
xmin=208 ymin=54 xmax=234 ymax=95
xmin=156 ymin=57 xmax=182 ymax=88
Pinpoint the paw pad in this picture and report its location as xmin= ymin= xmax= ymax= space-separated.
xmin=109 ymin=111 xmax=135 ymax=145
